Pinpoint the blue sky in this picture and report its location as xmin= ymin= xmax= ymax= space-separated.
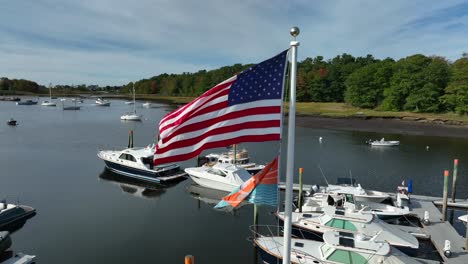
xmin=1 ymin=0 xmax=467 ymax=86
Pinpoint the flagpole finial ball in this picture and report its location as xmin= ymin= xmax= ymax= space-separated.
xmin=290 ymin=27 xmax=300 ymax=37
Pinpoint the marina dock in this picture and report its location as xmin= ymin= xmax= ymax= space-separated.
xmin=279 ymin=182 xmax=468 ymax=263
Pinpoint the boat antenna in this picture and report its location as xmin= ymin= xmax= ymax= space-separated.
xmin=317 ymin=165 xmax=329 ymax=186
xmin=349 ymin=170 xmax=353 ymax=186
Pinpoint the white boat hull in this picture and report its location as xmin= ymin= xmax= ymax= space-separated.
xmin=41 ymin=102 xmax=56 ymax=106
xmin=120 ymin=114 xmax=142 ymax=121
xmin=188 ymin=174 xmax=237 ymax=192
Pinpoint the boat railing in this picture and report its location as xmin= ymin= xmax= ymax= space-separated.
xmin=250 ymin=225 xmax=323 ymax=263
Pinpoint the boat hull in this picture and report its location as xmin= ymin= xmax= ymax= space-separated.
xmin=103 ymin=160 xmax=185 ymax=183
xmin=120 ymin=114 xmax=142 ymax=121
xmin=0 ymin=205 xmax=36 ymax=231
xmin=188 ymin=174 xmax=237 ymax=192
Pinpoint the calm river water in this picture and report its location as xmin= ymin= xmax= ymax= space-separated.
xmin=1 ymin=97 xmax=467 ymax=263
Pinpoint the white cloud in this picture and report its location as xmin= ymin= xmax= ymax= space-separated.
xmin=0 ymin=0 xmax=467 ymax=85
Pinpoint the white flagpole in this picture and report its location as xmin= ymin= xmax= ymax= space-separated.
xmin=282 ymin=27 xmax=300 ymax=264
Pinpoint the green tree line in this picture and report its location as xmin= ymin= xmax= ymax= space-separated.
xmin=3 ymin=52 xmax=467 ymax=115
xmin=123 ymin=53 xmax=468 ymax=115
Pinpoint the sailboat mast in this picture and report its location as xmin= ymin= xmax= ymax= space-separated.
xmin=133 ymin=83 xmax=136 ymax=113
xmin=282 ymin=27 xmax=300 ymax=264
xmin=49 ymin=83 xmax=52 ymax=99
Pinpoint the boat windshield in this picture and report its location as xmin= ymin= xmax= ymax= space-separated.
xmin=119 ymin=153 xmax=137 ymax=162
xmin=207 ymin=168 xmax=227 ymax=177
xmin=326 ymin=249 xmax=367 ymax=264
xmin=234 ymin=168 xmax=252 ymax=182
xmin=324 ymin=218 xmax=357 ymax=231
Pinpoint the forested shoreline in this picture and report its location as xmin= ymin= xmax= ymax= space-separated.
xmin=2 ymin=53 xmax=467 ymax=115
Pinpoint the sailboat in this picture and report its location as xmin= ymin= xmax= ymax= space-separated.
xmin=120 ymin=84 xmax=142 ymax=121
xmin=41 ymin=84 xmax=56 ymax=106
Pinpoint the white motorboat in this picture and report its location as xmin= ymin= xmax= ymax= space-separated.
xmin=254 ymin=229 xmax=421 ymax=264
xmin=120 ymin=84 xmax=142 ymax=121
xmin=95 ymin=98 xmax=111 ymax=106
xmin=97 ymin=144 xmax=186 ymax=183
xmin=41 ymin=84 xmax=56 ymax=106
xmin=276 ymin=205 xmax=419 ymax=249
xmin=142 ymin=102 xmax=156 ymax=108
xmin=310 ymin=180 xmax=391 ymax=203
xmin=198 ymin=148 xmax=265 ymax=175
xmin=185 ymin=163 xmax=252 ymax=192
xmin=41 ymin=100 xmax=56 ymax=106
xmin=459 ymin=214 xmax=467 ymax=224
xmin=0 ymin=202 xmax=36 ymax=230
xmin=299 ymin=193 xmax=410 ymax=220
xmin=124 ymin=101 xmax=134 ymax=105
xmin=369 ymin=138 xmax=400 ymax=146
xmin=120 ymin=113 xmax=142 ymax=121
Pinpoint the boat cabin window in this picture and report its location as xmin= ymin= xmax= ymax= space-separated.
xmin=141 ymin=157 xmax=154 ymax=169
xmin=119 ymin=153 xmax=137 ymax=162
xmin=207 ymin=168 xmax=227 ymax=177
xmin=324 ymin=219 xmax=357 ymax=231
xmin=326 ymin=249 xmax=367 ymax=264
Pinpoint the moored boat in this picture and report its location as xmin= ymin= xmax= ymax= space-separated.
xmin=120 ymin=84 xmax=141 ymax=121
xmin=185 ymin=163 xmax=252 ymax=192
xmin=0 ymin=202 xmax=36 ymax=231
xmin=198 ymin=148 xmax=265 ymax=175
xmin=16 ymin=100 xmax=37 ymax=106
xmin=369 ymin=138 xmax=400 ymax=146
xmin=254 ymin=228 xmax=421 ymax=264
xmin=276 ymin=205 xmax=419 ymax=249
xmin=299 ymin=193 xmax=410 ymax=220
xmin=41 ymin=84 xmax=56 ymax=106
xmin=6 ymin=118 xmax=17 ymax=126
xmin=97 ymin=144 xmax=186 ymax=183
xmin=95 ymin=98 xmax=111 ymax=106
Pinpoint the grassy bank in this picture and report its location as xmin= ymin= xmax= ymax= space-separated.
xmin=133 ymin=95 xmax=468 ymax=124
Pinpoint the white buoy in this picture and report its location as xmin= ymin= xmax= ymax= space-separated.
xmin=319 ymin=137 xmax=323 ymax=143
xmin=426 ymin=146 xmax=430 ymax=151
xmin=444 ymin=240 xmax=452 ymax=257
xmin=423 ymin=211 xmax=430 ymax=225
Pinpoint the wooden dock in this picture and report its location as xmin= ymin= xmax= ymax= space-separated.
xmin=409 ymin=195 xmax=468 ymax=264
xmin=278 ymin=182 xmax=468 ymax=263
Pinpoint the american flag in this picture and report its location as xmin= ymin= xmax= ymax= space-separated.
xmin=154 ymin=50 xmax=288 ymax=164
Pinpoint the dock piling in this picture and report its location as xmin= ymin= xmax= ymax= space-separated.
xmin=184 ymin=255 xmax=194 ymax=264
xmin=298 ymin=168 xmax=304 ymax=213
xmin=451 ymin=159 xmax=459 ymax=203
xmin=442 ymin=170 xmax=450 ymax=222
xmin=465 ymin=214 xmax=468 ymax=250
xmin=128 ymin=130 xmax=134 ymax=148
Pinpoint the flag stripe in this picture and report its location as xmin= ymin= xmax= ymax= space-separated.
xmin=155 ymin=134 xmax=280 ymax=164
xmin=160 ymin=99 xmax=281 ymax=142
xmin=158 ymin=113 xmax=281 ymax=149
xmin=159 ymin=78 xmax=235 ymax=129
xmin=161 ymin=106 xmax=281 ymax=145
xmin=158 ymin=119 xmax=280 ymax=154
xmin=160 ymin=88 xmax=231 ymax=135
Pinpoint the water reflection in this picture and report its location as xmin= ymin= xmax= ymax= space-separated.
xmin=98 ymin=169 xmax=186 ymax=200
xmin=186 ymin=183 xmax=229 ymax=206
